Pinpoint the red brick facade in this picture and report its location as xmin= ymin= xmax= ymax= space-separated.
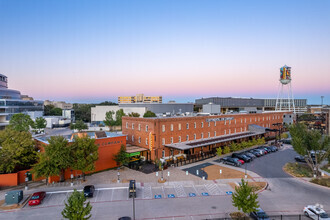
xmin=122 ymin=112 xmax=289 ymax=161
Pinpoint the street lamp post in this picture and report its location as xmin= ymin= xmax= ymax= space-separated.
xmin=25 ymin=173 xmax=28 ymax=190
xmin=245 ymin=163 xmax=247 ymax=179
xmin=133 ymin=182 xmax=136 ymax=220
xmin=70 ymin=170 xmax=74 ymax=187
xmin=117 ymin=169 xmax=120 ymax=183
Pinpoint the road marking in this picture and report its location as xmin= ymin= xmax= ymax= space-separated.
xmin=94 ymin=190 xmax=99 ymax=202
xmin=111 ymin=189 xmax=114 ymax=201
xmin=161 ymin=186 xmax=166 ymax=199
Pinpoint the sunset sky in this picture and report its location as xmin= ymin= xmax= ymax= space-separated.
xmin=0 ymin=0 xmax=329 ymax=104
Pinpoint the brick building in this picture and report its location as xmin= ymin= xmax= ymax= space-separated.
xmin=122 ymin=111 xmax=293 ymax=161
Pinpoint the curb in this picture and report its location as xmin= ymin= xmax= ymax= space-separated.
xmin=282 ymin=165 xmax=330 ymax=190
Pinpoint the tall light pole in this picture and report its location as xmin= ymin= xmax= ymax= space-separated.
xmin=132 ymin=180 xmax=136 ymax=220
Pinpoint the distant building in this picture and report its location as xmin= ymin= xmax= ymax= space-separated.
xmin=195 ymin=97 xmax=307 ymax=114
xmin=62 ymin=109 xmax=75 ymax=122
xmin=119 ymin=103 xmax=194 ymax=116
xmin=44 ymin=100 xmax=73 ymax=109
xmin=0 ymin=74 xmax=43 ymax=129
xmin=21 ymin=95 xmax=34 ymax=100
xmin=118 ymin=94 xmax=162 ymax=104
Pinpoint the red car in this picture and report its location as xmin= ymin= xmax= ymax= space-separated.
xmin=238 ymin=159 xmax=245 ymax=165
xmin=29 ymin=191 xmax=46 ymax=206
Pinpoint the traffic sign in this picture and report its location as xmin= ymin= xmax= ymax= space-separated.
xmin=201 ymin=192 xmax=209 ymax=196
xmin=154 ymin=195 xmax=162 ymax=199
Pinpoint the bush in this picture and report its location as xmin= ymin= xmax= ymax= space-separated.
xmin=310 ymin=178 xmax=330 ymax=187
xmin=283 ymin=162 xmax=314 ymax=177
xmin=223 ymin=146 xmax=231 ymax=154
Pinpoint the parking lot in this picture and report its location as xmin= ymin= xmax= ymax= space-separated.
xmin=23 ymin=182 xmax=234 ymax=210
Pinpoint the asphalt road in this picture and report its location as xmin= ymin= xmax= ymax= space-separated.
xmin=1 ymin=145 xmax=329 ymax=220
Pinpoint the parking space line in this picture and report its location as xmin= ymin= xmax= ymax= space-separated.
xmin=111 ymin=189 xmax=114 ymax=201
xmin=192 ymin=185 xmax=198 ymax=194
xmin=94 ymin=190 xmax=99 ymax=202
xmin=161 ymin=186 xmax=166 ymax=199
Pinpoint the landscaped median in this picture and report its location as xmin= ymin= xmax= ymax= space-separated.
xmin=203 ymin=164 xmax=267 ymax=192
xmin=283 ymin=162 xmax=330 ymax=187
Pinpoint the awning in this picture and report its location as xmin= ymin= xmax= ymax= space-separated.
xmin=125 ymin=145 xmax=148 ymax=154
xmin=127 ymin=152 xmax=140 ymax=157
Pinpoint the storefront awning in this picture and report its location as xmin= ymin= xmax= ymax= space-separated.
xmin=125 ymin=145 xmax=148 ymax=154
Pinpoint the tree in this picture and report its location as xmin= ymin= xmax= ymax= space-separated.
xmin=98 ymin=101 xmax=118 ymax=106
xmin=231 ymin=143 xmax=239 ymax=152
xmin=70 ymin=120 xmax=88 ymax=132
xmin=8 ymin=113 xmax=34 ymax=132
xmin=223 ymin=146 xmax=231 ymax=154
xmin=34 ymin=117 xmax=47 ymax=132
xmin=256 ymin=137 xmax=265 ymax=145
xmin=128 ymin=112 xmax=140 ymax=117
xmin=103 ymin=111 xmax=116 ymax=129
xmin=33 ymin=136 xmax=72 ymax=182
xmin=232 ymin=179 xmax=259 ymax=214
xmin=0 ymin=128 xmax=37 ymax=173
xmin=73 ymin=103 xmax=95 ymax=122
xmin=143 ymin=111 xmax=156 ymax=118
xmin=62 ymin=189 xmax=92 ymax=220
xmin=289 ymin=123 xmax=330 ymax=177
xmin=44 ymin=104 xmax=55 ymax=116
xmin=113 ymin=145 xmax=129 ymax=167
xmin=115 ymin=109 xmax=126 ymax=126
xmin=71 ymin=136 xmax=99 ymax=181
xmin=50 ymin=107 xmax=62 ymax=116
xmin=216 ymin=147 xmax=222 ymax=157
xmin=240 ymin=141 xmax=248 ymax=149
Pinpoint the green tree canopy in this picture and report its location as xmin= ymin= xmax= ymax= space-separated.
xmin=32 ymin=153 xmax=59 ymax=185
xmin=62 ymin=189 xmax=92 ymax=220
xmin=143 ymin=110 xmax=156 ymax=118
xmin=34 ymin=117 xmax=47 ymax=130
xmin=113 ymin=145 xmax=129 ymax=167
xmin=223 ymin=146 xmax=231 ymax=154
xmin=0 ymin=128 xmax=37 ymax=173
xmin=115 ymin=109 xmax=126 ymax=126
xmin=231 ymin=143 xmax=239 ymax=152
xmin=232 ymin=179 xmax=259 ymax=214
xmin=32 ymin=136 xmax=72 ymax=182
xmin=216 ymin=147 xmax=222 ymax=157
xmin=8 ymin=113 xmax=34 ymax=132
xmin=71 ymin=136 xmax=99 ymax=181
xmin=128 ymin=112 xmax=140 ymax=117
xmin=73 ymin=103 xmax=95 ymax=122
xmin=103 ymin=111 xmax=116 ymax=128
xmin=70 ymin=120 xmax=88 ymax=132
xmin=289 ymin=123 xmax=330 ymax=177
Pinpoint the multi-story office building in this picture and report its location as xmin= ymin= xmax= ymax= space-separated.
xmin=44 ymin=100 xmax=73 ymax=109
xmin=118 ymin=94 xmax=162 ymax=104
xmin=122 ymin=111 xmax=293 ymax=161
xmin=0 ymin=74 xmax=43 ymax=129
xmin=195 ymin=97 xmax=307 ymax=113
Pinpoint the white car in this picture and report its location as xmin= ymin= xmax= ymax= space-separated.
xmin=304 ymin=205 xmax=330 ymax=220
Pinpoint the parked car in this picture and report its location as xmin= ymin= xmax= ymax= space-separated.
xmin=254 ymin=148 xmax=266 ymax=155
xmin=304 ymin=205 xmax=330 ymax=220
xmin=263 ymin=147 xmax=272 ymax=153
xmin=268 ymin=146 xmax=278 ymax=152
xmin=232 ymin=153 xmax=251 ymax=163
xmin=250 ymin=207 xmax=270 ymax=220
xmin=28 ymin=191 xmax=46 ymax=206
xmin=295 ymin=155 xmax=306 ymax=163
xmin=244 ymin=152 xmax=256 ymax=159
xmin=237 ymin=159 xmax=245 ymax=165
xmin=222 ymin=157 xmax=242 ymax=167
xmin=118 ymin=217 xmax=132 ymax=220
xmin=249 ymin=150 xmax=261 ymax=157
xmin=83 ymin=185 xmax=95 ymax=198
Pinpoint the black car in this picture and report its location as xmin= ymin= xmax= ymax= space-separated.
xmin=222 ymin=157 xmax=242 ymax=167
xmin=263 ymin=147 xmax=272 ymax=153
xmin=295 ymin=155 xmax=306 ymax=163
xmin=250 ymin=208 xmax=270 ymax=220
xmin=118 ymin=217 xmax=131 ymax=220
xmin=83 ymin=185 xmax=95 ymax=198
xmin=268 ymin=146 xmax=278 ymax=152
xmin=232 ymin=153 xmax=251 ymax=163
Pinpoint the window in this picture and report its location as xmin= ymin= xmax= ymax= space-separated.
xmin=162 ymin=150 xmax=165 ymax=158
xmin=225 ymin=120 xmax=226 ymax=125
xmin=194 ymin=122 xmax=196 ymax=128
xmin=178 ymin=136 xmax=181 ymax=142
xmin=229 ymin=129 xmax=231 ymax=134
xmin=186 ymin=135 xmax=189 ymax=141
xmin=255 ymin=117 xmax=257 ymax=122
xmin=132 ymin=123 xmax=134 ymax=129
xmin=162 ymin=138 xmax=165 ymax=145
xmin=194 ymin=134 xmax=196 ymax=140
xmin=178 ymin=123 xmax=181 ymax=130
xmin=132 ymin=135 xmax=134 ymax=142
xmin=241 ymin=127 xmax=243 ymax=132
xmin=250 ymin=118 xmax=252 ymax=122
xmin=208 ymin=132 xmax=210 ymax=138
xmin=245 ymin=118 xmax=246 ymax=123
xmin=126 ymin=122 xmax=128 ymax=128
xmin=208 ymin=122 xmax=210 ymax=127
xmin=224 ymin=130 xmax=226 ymax=135
xmin=138 ymin=124 xmax=141 ymax=131
xmin=162 ymin=125 xmax=165 ymax=132
xmin=214 ymin=131 xmax=216 ymax=137
xmin=201 ymin=133 xmax=203 ymax=139
xmin=229 ymin=120 xmax=231 ymax=125
xmin=245 ymin=127 xmax=247 ymax=131
xmin=171 ymin=124 xmax=173 ymax=131
xmin=201 ymin=122 xmax=204 ymax=128
xmin=235 ymin=119 xmax=236 ymax=124
xmin=146 ymin=125 xmax=149 ymax=132
xmin=241 ymin=119 xmax=242 ymax=123
xmin=186 ymin=123 xmax=189 ymax=129
xmin=214 ymin=121 xmax=216 ymax=127
xmin=145 ymin=138 xmax=148 ymax=145
xmin=263 ymin=117 xmax=264 ymax=121
xmin=170 ymin=137 xmax=173 ymax=144
xmin=138 ymin=137 xmax=141 ymax=143
xmin=234 ymin=128 xmax=236 ymax=133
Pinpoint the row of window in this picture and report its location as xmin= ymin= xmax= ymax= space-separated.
xmin=131 ymin=135 xmax=149 ymax=145
xmin=126 ymin=123 xmax=149 ymax=132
